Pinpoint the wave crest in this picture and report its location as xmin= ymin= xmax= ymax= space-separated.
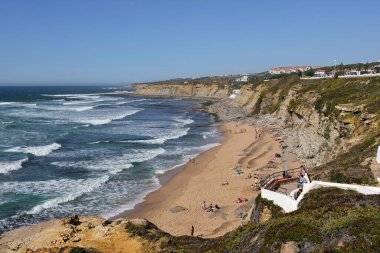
xmin=124 ymin=128 xmax=190 ymax=145
xmin=27 ymin=176 xmax=110 ymax=215
xmin=0 ymin=158 xmax=29 ymax=174
xmin=5 ymin=143 xmax=61 ymax=157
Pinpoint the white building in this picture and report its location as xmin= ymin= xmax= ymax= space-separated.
xmin=270 ymin=66 xmax=320 ymax=75
xmin=314 ymin=70 xmax=328 ymax=78
xmin=235 ymin=75 xmax=249 ymax=82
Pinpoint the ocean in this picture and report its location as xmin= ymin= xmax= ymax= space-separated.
xmin=0 ymin=86 xmax=220 ymax=234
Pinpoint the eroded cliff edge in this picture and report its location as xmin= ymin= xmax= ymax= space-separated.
xmin=133 ymin=76 xmax=380 ymax=184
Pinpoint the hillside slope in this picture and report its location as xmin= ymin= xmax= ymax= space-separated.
xmin=134 ymin=76 xmax=380 ymax=184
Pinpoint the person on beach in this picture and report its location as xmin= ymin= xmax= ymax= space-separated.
xmin=202 ymin=201 xmax=206 ymax=210
xmin=191 ymin=225 xmax=194 ymax=236
xmin=222 ymin=180 xmax=229 ymax=186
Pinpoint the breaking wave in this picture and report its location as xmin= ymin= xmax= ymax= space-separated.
xmin=75 ymin=109 xmax=141 ymax=126
xmin=123 ymin=128 xmax=190 ymax=145
xmin=0 ymin=158 xmax=29 ymax=174
xmin=5 ymin=143 xmax=61 ymax=157
xmin=27 ymin=176 xmax=111 ymax=215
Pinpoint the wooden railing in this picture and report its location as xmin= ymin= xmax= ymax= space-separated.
xmin=259 ymin=168 xmax=299 ymax=190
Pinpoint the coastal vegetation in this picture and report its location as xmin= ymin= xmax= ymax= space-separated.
xmin=44 ymin=188 xmax=380 ymax=252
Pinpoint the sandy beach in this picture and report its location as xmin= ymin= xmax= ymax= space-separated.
xmin=124 ymin=121 xmax=301 ymax=238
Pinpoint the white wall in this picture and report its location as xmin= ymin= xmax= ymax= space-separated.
xmin=261 ymin=181 xmax=380 ymax=213
xmin=261 ymin=189 xmax=297 ymax=212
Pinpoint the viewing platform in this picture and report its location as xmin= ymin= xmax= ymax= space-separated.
xmin=260 ymin=169 xmax=380 ymax=213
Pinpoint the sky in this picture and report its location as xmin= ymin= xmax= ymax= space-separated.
xmin=0 ymin=0 xmax=379 ymax=84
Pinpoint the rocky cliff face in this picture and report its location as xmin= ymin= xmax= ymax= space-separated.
xmin=0 ymin=215 xmax=166 ymax=253
xmin=133 ymin=77 xmax=380 ymax=182
xmin=133 ymin=83 xmax=229 ymax=98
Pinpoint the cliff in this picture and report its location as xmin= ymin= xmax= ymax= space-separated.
xmin=132 ymin=83 xmax=229 ymax=99
xmin=133 ymin=76 xmax=380 ymax=184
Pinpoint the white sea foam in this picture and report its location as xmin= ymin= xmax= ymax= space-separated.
xmin=75 ymin=110 xmax=140 ymax=126
xmin=174 ymin=117 xmax=194 ymax=126
xmin=62 ymin=100 xmax=94 ymax=105
xmin=22 ymin=103 xmax=37 ymax=108
xmin=0 ymin=102 xmax=17 ymax=106
xmin=5 ymin=143 xmax=61 ymax=156
xmin=27 ymin=148 xmax=166 ymax=214
xmin=88 ymin=140 xmax=111 ymax=144
xmin=0 ymin=158 xmax=29 ymax=174
xmin=27 ymin=175 xmax=110 ymax=215
xmin=0 ymin=121 xmax=14 ymax=124
xmin=0 ymin=102 xmax=38 ymax=108
xmin=51 ymin=161 xmax=133 ymax=174
xmin=51 ymin=148 xmax=165 ymax=173
xmin=42 ymin=94 xmax=101 ymax=99
xmin=100 ymin=177 xmax=160 ymax=219
xmin=123 ymin=127 xmax=190 ymax=145
xmin=40 ymin=105 xmax=95 ymax=112
xmin=71 ymin=106 xmax=94 ymax=112
xmin=127 ymin=147 xmax=166 ymax=163
xmin=78 ymin=119 xmax=112 ymax=126
xmin=155 ymin=169 xmax=166 ymax=175
xmin=201 ymin=129 xmax=219 ymax=139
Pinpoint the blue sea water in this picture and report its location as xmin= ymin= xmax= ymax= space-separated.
xmin=0 ymin=86 xmax=220 ymax=234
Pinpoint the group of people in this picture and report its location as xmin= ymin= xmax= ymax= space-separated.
xmin=202 ymin=201 xmax=220 ymax=212
xmin=233 ymin=128 xmax=247 ymax=134
xmin=234 ymin=166 xmax=243 ymax=175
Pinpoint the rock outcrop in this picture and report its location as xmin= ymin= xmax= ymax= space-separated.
xmin=0 ymin=216 xmax=162 ymax=253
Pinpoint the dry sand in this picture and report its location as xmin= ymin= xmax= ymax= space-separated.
xmin=126 ymin=121 xmax=300 ymax=238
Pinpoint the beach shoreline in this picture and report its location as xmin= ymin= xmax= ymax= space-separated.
xmin=120 ymin=120 xmax=301 ymax=238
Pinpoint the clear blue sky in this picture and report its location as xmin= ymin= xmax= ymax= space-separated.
xmin=0 ymin=0 xmax=379 ymax=84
